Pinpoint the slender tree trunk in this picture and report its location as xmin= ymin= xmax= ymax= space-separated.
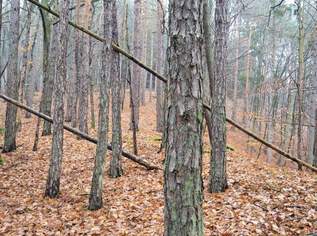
xmin=109 ymin=1 xmax=123 ymax=178
xmin=155 ymin=3 xmax=164 ymax=132
xmin=297 ymin=0 xmax=304 ymax=170
xmin=45 ymin=0 xmax=70 ymax=198
xmin=77 ymin=0 xmax=90 ymax=134
xmin=243 ymin=27 xmax=252 ymax=126
xmin=20 ymin=3 xmax=33 ymax=106
xmin=313 ymin=109 xmax=317 ymax=167
xmin=88 ymin=0 xmax=112 ymax=211
xmin=25 ymin=19 xmax=40 ymax=118
xmin=164 ymin=0 xmax=204 ymax=235
xmin=312 ymin=5 xmax=317 ymax=167
xmin=232 ymin=16 xmax=240 ymax=122
xmin=3 ymin=0 xmax=20 ymax=153
xmin=130 ymin=0 xmax=143 ymax=130
xmin=40 ymin=1 xmax=55 ymax=136
xmin=0 ymin=0 xmax=2 ymax=55
xmin=209 ymin=0 xmax=229 ymax=193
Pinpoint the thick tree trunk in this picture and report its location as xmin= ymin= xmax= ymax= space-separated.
xmin=45 ymin=0 xmax=70 ymax=198
xmin=88 ymin=0 xmax=112 ymax=211
xmin=164 ymin=0 xmax=204 ymax=235
xmin=209 ymin=0 xmax=229 ymax=193
xmin=109 ymin=1 xmax=123 ymax=178
xmin=3 ymin=0 xmax=20 ymax=153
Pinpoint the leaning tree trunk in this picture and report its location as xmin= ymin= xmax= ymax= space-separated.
xmin=88 ymin=0 xmax=112 ymax=211
xmin=45 ymin=0 xmax=70 ymax=198
xmin=208 ymin=0 xmax=229 ymax=193
xmin=164 ymin=0 xmax=204 ymax=235
xmin=3 ymin=0 xmax=20 ymax=153
xmin=109 ymin=0 xmax=123 ymax=178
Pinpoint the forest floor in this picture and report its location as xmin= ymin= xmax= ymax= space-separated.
xmin=0 ymin=92 xmax=316 ymax=236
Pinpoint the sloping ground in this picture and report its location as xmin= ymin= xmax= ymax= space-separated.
xmin=0 ymin=95 xmax=316 ymax=236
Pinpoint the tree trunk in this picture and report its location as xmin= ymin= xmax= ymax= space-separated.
xmin=88 ymin=0 xmax=112 ymax=211
xmin=3 ymin=0 xmax=20 ymax=153
xmin=297 ymin=0 xmax=304 ymax=170
xmin=77 ymin=0 xmax=90 ymax=134
xmin=208 ymin=0 xmax=229 ymax=193
xmin=25 ymin=18 xmax=40 ymax=118
xmin=312 ymin=5 xmax=317 ymax=167
xmin=243 ymin=27 xmax=252 ymax=126
xmin=130 ymin=0 xmax=143 ymax=130
xmin=232 ymin=16 xmax=240 ymax=122
xmin=40 ymin=1 xmax=55 ymax=136
xmin=155 ymin=3 xmax=164 ymax=132
xmin=164 ymin=0 xmax=204 ymax=235
xmin=45 ymin=0 xmax=70 ymax=198
xmin=20 ymin=3 xmax=33 ymax=106
xmin=109 ymin=0 xmax=123 ymax=178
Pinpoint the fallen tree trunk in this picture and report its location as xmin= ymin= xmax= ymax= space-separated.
xmin=0 ymin=94 xmax=160 ymax=170
xmin=26 ymin=0 xmax=317 ymax=173
xmin=225 ymin=116 xmax=317 ymax=173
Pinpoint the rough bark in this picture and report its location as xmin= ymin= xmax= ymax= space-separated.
xmin=45 ymin=0 xmax=69 ymax=198
xmin=3 ymin=0 xmax=20 ymax=153
xmin=164 ymin=0 xmax=204 ymax=235
xmin=88 ymin=0 xmax=112 ymax=211
xmin=209 ymin=0 xmax=229 ymax=193
xmin=109 ymin=0 xmax=123 ymax=178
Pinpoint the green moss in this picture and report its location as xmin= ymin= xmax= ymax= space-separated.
xmin=0 ymin=128 xmax=5 ymax=135
xmin=0 ymin=155 xmax=4 ymax=166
